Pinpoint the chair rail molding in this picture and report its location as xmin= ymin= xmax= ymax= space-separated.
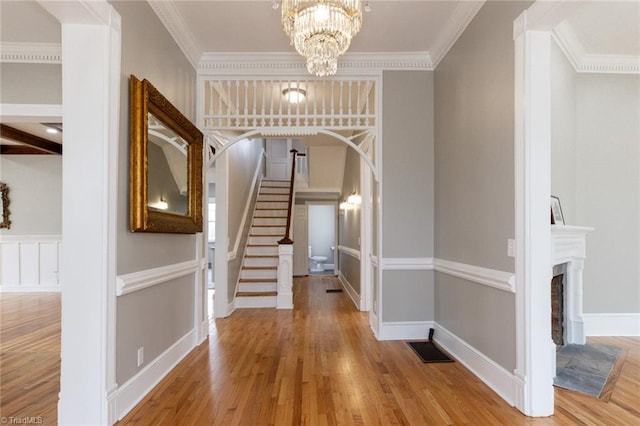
xmin=116 ymin=259 xmax=199 ymax=296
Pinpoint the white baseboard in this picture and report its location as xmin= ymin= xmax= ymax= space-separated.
xmin=0 ymin=285 xmax=61 ymax=292
xmin=110 ymin=329 xmax=196 ymax=422
xmin=338 ymin=271 xmax=361 ymax=310
xmin=583 ymin=313 xmax=640 ymax=336
xmin=434 ymin=323 xmax=516 ymax=406
xmin=377 ymin=321 xmax=433 ymax=341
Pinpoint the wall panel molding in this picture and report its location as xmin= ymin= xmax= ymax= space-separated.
xmin=0 ymin=235 xmax=62 ymax=292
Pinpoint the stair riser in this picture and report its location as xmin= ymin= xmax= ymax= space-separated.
xmin=244 ymin=257 xmax=278 ymax=267
xmin=256 ymin=202 xmax=288 ymax=209
xmin=258 ymin=194 xmax=289 ymax=202
xmin=241 ymin=269 xmax=277 ymax=279
xmin=260 ymin=187 xmax=290 ymax=194
xmin=254 ymin=208 xmax=287 ymax=218
xmin=262 ymin=181 xmax=290 ymax=187
xmin=249 ymin=236 xmax=281 ymax=245
xmin=238 ymin=283 xmax=277 ymax=292
xmin=235 ymin=296 xmax=277 ymax=308
xmin=250 ymin=227 xmax=286 ymax=235
xmin=246 ymin=246 xmax=278 ymax=256
xmin=253 ymin=219 xmax=287 ymax=227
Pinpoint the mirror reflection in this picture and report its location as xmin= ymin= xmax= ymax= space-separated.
xmin=147 ymin=112 xmax=189 ymax=216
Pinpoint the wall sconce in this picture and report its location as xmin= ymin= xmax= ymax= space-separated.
xmin=347 ymin=192 xmax=361 ymax=205
xmin=339 ymin=201 xmax=351 ymax=211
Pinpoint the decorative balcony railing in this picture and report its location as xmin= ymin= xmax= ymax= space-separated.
xmin=202 ymin=78 xmax=376 ymax=130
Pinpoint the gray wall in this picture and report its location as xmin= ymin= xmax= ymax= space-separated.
xmin=551 ymin=39 xmax=577 ymax=223
xmin=434 ymin=1 xmax=531 ymax=371
xmin=0 ymin=156 xmax=62 ymax=235
xmin=113 ymin=1 xmax=197 ymax=384
xmin=381 ymin=70 xmax=434 ymax=322
xmin=226 ymin=138 xmax=264 ymax=300
xmin=0 ymin=64 xmax=62 ymax=105
xmin=550 ymin=40 xmax=640 ymax=315
xmin=576 ymin=73 xmax=640 ymax=314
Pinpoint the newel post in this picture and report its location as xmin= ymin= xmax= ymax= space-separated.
xmin=277 ymin=243 xmax=294 ymax=309
xmin=276 ymin=149 xmax=298 ymax=309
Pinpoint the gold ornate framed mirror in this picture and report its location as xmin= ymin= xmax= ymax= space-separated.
xmin=0 ymin=182 xmax=10 ymax=229
xmin=129 ymin=75 xmax=203 ymax=233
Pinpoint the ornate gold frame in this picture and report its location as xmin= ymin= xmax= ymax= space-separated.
xmin=129 ymin=75 xmax=203 ymax=233
xmin=0 ymin=182 xmax=10 ymax=229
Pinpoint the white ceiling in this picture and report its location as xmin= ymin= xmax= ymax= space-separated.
xmin=1 ymin=1 xmax=637 ymax=67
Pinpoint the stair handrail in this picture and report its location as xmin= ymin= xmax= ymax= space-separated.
xmin=278 ymin=149 xmax=298 ymax=245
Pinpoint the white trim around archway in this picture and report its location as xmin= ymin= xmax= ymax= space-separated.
xmin=513 ymin=0 xmax=583 ymax=417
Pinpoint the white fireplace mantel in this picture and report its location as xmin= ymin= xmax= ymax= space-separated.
xmin=550 ymin=225 xmax=594 ymax=345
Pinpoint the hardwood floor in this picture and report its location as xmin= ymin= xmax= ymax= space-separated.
xmin=0 ymin=292 xmax=60 ymax=424
xmin=1 ymin=278 xmax=638 ymax=425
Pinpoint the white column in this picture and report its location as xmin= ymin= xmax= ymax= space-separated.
xmin=37 ymin=1 xmax=121 ymax=424
xmin=277 ymin=244 xmax=294 ymax=309
xmin=214 ymin=151 xmax=229 ymax=317
xmin=514 ymin=22 xmax=555 ymax=417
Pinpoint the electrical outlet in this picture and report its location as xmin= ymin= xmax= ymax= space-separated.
xmin=137 ymin=347 xmax=144 ymax=367
xmin=507 ymin=239 xmax=515 ymax=257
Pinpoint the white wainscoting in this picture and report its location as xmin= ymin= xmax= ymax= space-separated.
xmin=434 ymin=323 xmax=518 ymax=407
xmin=583 ymin=313 xmax=640 ymax=337
xmin=0 ymin=235 xmax=62 ymax=292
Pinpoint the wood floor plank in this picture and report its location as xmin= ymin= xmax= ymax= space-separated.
xmin=1 ymin=280 xmax=639 ymax=425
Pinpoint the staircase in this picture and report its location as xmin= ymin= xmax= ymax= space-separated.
xmin=235 ymin=179 xmax=290 ymax=308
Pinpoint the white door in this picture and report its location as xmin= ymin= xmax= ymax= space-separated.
xmin=293 ymin=204 xmax=308 ymax=276
xmin=266 ymin=139 xmax=290 ymax=180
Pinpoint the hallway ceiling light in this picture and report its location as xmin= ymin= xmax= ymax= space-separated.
xmin=280 ymin=0 xmax=364 ymax=77
xmin=282 ymin=87 xmax=307 ymax=103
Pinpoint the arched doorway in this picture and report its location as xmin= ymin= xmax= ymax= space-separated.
xmin=198 ymin=77 xmax=381 ymax=331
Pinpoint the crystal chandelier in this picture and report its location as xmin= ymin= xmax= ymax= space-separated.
xmin=281 ymin=0 xmax=363 ymax=77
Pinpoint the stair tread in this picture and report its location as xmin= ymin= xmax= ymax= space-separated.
xmin=242 ymin=266 xmax=277 ymax=270
xmin=239 ymin=278 xmax=277 ymax=283
xmin=236 ymin=291 xmax=278 ymax=297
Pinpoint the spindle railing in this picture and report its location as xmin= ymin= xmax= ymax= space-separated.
xmin=202 ymin=78 xmax=376 ymax=130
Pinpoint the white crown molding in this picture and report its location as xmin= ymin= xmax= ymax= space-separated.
xmin=147 ymin=0 xmax=201 ymax=69
xmin=198 ymin=52 xmax=433 ymax=75
xmin=430 ymin=0 xmax=486 ymax=68
xmin=0 ymin=42 xmax=61 ymax=64
xmin=553 ymin=21 xmax=640 ymax=74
